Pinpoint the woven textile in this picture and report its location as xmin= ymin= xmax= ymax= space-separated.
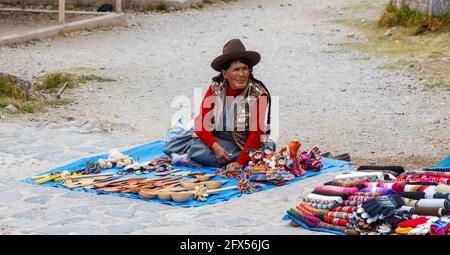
xmin=326 ymin=211 xmax=352 ymax=220
xmin=360 ymin=187 xmax=397 ymax=196
xmin=313 ymin=185 xmax=359 ymax=198
xmin=317 ymin=221 xmax=347 ymax=232
xmin=323 ymin=215 xmax=349 ymax=227
xmin=363 ymin=182 xmax=404 ymax=192
xmin=306 ymin=193 xmax=344 ymax=203
xmin=331 ymin=206 xmax=357 ymax=213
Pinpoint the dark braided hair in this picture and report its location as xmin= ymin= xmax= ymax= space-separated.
xmin=211 ymin=59 xmax=272 ymax=139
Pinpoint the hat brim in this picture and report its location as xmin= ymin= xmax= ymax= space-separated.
xmin=211 ymin=51 xmax=261 ymax=72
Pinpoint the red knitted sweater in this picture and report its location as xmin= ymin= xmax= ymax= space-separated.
xmin=194 ymin=85 xmax=267 ymax=166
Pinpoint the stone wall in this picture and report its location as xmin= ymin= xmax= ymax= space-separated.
xmin=394 ymin=0 xmax=450 ymax=16
xmin=0 ymin=0 xmax=204 ymax=11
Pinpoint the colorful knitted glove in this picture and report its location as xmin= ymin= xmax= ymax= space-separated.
xmin=361 ymin=195 xmax=404 ymax=218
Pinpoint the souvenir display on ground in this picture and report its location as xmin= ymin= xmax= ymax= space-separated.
xmin=24 ymin=140 xmax=351 ymax=207
xmin=285 ymin=157 xmax=450 ymax=235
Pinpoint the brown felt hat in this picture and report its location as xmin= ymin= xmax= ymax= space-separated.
xmin=211 ymin=39 xmax=261 ymax=72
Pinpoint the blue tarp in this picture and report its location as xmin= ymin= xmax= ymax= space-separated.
xmin=433 ymin=156 xmax=450 ymax=168
xmin=282 ymin=155 xmax=450 ymax=234
xmin=23 ymin=140 xmax=352 ymax=207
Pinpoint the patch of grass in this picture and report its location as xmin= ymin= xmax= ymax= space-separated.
xmin=78 ymin=74 xmax=116 ymax=83
xmin=378 ymin=59 xmax=412 ymax=70
xmin=336 ymin=3 xmax=449 ymax=92
xmin=36 ymin=72 xmax=115 ymax=93
xmin=155 ymin=1 xmax=167 ymax=12
xmin=425 ymin=81 xmax=450 ymax=91
xmin=46 ymin=98 xmax=75 ymax=106
xmin=36 ymin=73 xmax=78 ymax=93
xmin=378 ymin=2 xmax=450 ymax=33
xmin=1 ymin=72 xmax=113 ymax=115
xmin=0 ymin=95 xmax=74 ymax=114
xmin=0 ymin=77 xmax=25 ymax=100
xmin=191 ymin=3 xmax=204 ymax=9
xmin=339 ymin=19 xmax=450 ymax=59
xmin=204 ymin=0 xmax=215 ymax=4
xmin=0 ymin=97 xmax=45 ymax=113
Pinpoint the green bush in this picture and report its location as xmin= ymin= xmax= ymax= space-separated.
xmin=0 ymin=77 xmax=24 ymax=99
xmin=378 ymin=2 xmax=450 ymax=32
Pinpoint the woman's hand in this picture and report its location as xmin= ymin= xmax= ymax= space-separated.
xmin=226 ymin=162 xmax=243 ymax=171
xmin=211 ymin=143 xmax=231 ymax=166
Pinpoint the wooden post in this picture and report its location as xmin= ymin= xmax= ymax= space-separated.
xmin=116 ymin=0 xmax=122 ymax=13
xmin=58 ymin=0 xmax=65 ymax=24
xmin=428 ymin=0 xmax=433 ymax=17
xmin=21 ymin=0 xmax=25 ymax=9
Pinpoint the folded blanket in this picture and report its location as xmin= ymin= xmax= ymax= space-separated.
xmin=307 ymin=193 xmax=344 ymax=203
xmin=363 ymin=182 xmax=404 ymax=192
xmin=399 ymin=192 xmax=425 ymax=200
xmin=397 ymin=206 xmax=415 ymax=214
xmin=326 ymin=211 xmax=352 ymax=220
xmin=302 ymin=197 xmax=339 ymax=210
xmin=404 ymin=185 xmax=436 ymax=193
xmin=402 ymin=198 xmax=419 ymax=207
xmin=313 ymin=185 xmax=359 ymax=198
xmin=342 ymin=200 xmax=363 ymax=206
xmin=424 ymin=192 xmax=450 ymax=200
xmin=396 ymin=181 xmax=438 ymax=186
xmin=347 ymin=195 xmax=373 ymax=202
xmin=436 ymin=184 xmax=450 ymax=193
xmin=287 ymin=209 xmax=318 ymax=228
xmin=296 ymin=204 xmax=329 ymax=219
xmin=353 ymin=192 xmax=381 ymax=197
xmin=397 ymin=217 xmax=429 ymax=228
xmin=331 ymin=206 xmax=357 ymax=213
xmin=416 ymin=199 xmax=450 ymax=211
xmin=360 ymin=187 xmax=397 ymax=196
xmin=301 ymin=203 xmax=328 ymax=215
xmin=396 ymin=174 xmax=450 ymax=185
xmin=413 ymin=207 xmax=444 ymax=217
xmin=323 ymin=215 xmax=349 ymax=227
xmin=334 ymin=172 xmax=389 ymax=182
xmin=408 ymin=217 xmax=440 ymax=235
xmin=324 ymin=178 xmax=369 ymax=188
xmin=317 ymin=221 xmax=347 ymax=233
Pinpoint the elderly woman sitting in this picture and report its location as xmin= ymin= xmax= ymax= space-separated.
xmin=163 ymin=39 xmax=274 ymax=170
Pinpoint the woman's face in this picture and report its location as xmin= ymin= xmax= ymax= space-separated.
xmin=222 ymin=60 xmax=250 ymax=90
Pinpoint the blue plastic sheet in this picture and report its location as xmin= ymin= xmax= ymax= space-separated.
xmin=23 ymin=140 xmax=351 ymax=207
xmin=433 ymin=156 xmax=450 ymax=168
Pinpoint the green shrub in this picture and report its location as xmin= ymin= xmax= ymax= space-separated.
xmin=378 ymin=2 xmax=450 ymax=32
xmin=0 ymin=77 xmax=25 ymax=99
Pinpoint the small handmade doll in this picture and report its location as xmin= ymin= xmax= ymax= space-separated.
xmin=263 ymin=142 xmax=276 ymax=155
xmin=279 ymin=147 xmax=291 ymax=167
xmin=264 ymin=151 xmax=277 ymax=169
xmin=275 ymin=155 xmax=289 ymax=172
xmin=248 ymin=149 xmax=264 ymax=167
